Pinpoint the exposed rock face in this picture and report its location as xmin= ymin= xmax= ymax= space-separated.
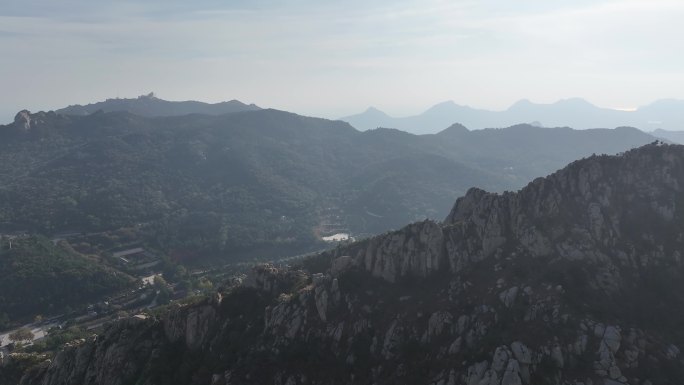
xmin=330 ymin=256 xmax=355 ymax=277
xmin=20 ymin=317 xmax=165 ymax=385
xmin=246 ymin=263 xmax=308 ymax=296
xmin=14 ymin=110 xmax=31 ymax=131
xmin=6 ymin=110 xmax=58 ymax=135
xmin=323 ymin=220 xmax=444 ymax=282
xmin=164 ymin=303 xmax=217 ymax=350
xmin=14 ymin=143 xmax=684 ymax=385
xmin=323 ymin=142 xmax=684 ymax=291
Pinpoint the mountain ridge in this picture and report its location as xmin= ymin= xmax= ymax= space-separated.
xmin=0 ymin=109 xmax=661 ymax=264
xmin=9 ymin=142 xmax=684 ymax=385
xmin=342 ymin=98 xmax=684 ymax=134
xmin=55 ymin=93 xmax=261 ymax=118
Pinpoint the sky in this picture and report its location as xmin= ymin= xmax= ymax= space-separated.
xmin=1 ymin=0 xmax=683 ymax=123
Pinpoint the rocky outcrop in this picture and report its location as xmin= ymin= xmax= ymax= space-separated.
xmin=321 ymin=220 xmax=444 ymax=282
xmin=163 ymin=303 xmax=218 ymax=350
xmin=20 ymin=317 xmax=164 ymax=385
xmin=10 ymin=110 xmax=56 ymax=132
xmin=14 ymin=110 xmax=32 ymax=131
xmin=247 ymin=264 xmax=308 ymax=296
xmin=15 ymin=143 xmax=684 ymax=385
xmin=445 ymin=142 xmax=683 ymax=265
xmin=325 ymin=143 xmax=684 ymax=291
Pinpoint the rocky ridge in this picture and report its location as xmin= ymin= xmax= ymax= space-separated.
xmin=8 ymin=143 xmax=684 ymax=385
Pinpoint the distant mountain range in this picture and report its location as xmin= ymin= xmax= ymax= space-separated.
xmin=652 ymin=129 xmax=684 ymax=145
xmin=53 ymin=95 xmax=684 ymax=139
xmin=0 ymin=107 xmax=659 ymax=264
xmin=56 ymin=93 xmax=261 ymax=117
xmin=341 ymin=98 xmax=684 ymax=134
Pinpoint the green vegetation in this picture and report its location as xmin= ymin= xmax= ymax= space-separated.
xmin=8 ymin=328 xmax=34 ymax=343
xmin=153 ymin=275 xmax=171 ymax=305
xmin=0 ymin=352 xmax=49 ymax=385
xmin=0 ymin=110 xmax=657 ymax=265
xmin=0 ymin=313 xmax=9 ymax=330
xmin=0 ymin=237 xmax=135 ymax=322
xmin=24 ymin=326 xmax=92 ymax=353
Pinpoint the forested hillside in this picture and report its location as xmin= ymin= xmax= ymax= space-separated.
xmin=13 ymin=143 xmax=684 ymax=385
xmin=0 ymin=237 xmax=134 ymax=324
xmin=0 ymin=109 xmax=658 ymax=263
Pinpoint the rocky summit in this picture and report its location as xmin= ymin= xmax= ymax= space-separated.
xmin=8 ymin=142 xmax=684 ymax=385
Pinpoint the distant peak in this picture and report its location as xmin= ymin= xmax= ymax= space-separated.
xmin=510 ymin=98 xmax=533 ymax=107
xmin=437 ymin=122 xmax=469 ymax=136
xmin=361 ymin=107 xmax=389 ymax=117
xmin=613 ymin=126 xmax=640 ymax=132
xmin=640 ymin=98 xmax=684 ymax=109
xmin=505 ymin=123 xmax=539 ymax=131
xmin=424 ymin=100 xmax=468 ymax=114
xmin=507 ymin=99 xmax=536 ymax=111
xmin=512 ymin=98 xmax=533 ymax=105
xmin=509 ymin=98 xmax=597 ymax=111
xmin=433 ymin=100 xmax=457 ymax=107
xmin=55 ymin=95 xmax=260 ymax=117
xmin=554 ymin=97 xmax=594 ymax=107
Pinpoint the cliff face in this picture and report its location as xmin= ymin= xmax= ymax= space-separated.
xmin=323 ymin=143 xmax=683 ymax=289
xmin=15 ymin=143 xmax=684 ymax=385
xmin=19 ymin=317 xmax=164 ymax=385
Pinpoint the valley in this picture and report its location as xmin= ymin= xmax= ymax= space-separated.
xmin=0 ymin=106 xmax=659 ymax=265
xmin=4 ymin=142 xmax=684 ymax=385
xmin=4 ymin=1 xmax=684 ymax=383
xmin=0 ymin=99 xmax=682 ymax=385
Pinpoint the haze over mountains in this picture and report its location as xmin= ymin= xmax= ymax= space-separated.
xmin=32 ymin=94 xmax=684 ymax=141
xmin=341 ymin=98 xmax=684 ymax=134
xmin=0 ymin=101 xmax=660 ymax=264
xmin=2 ymin=94 xmax=684 ymax=384
xmin=652 ymin=129 xmax=684 ymax=145
xmin=4 ymin=0 xmax=684 ymax=382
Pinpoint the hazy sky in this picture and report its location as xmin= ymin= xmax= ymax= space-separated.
xmin=1 ymin=0 xmax=683 ymax=123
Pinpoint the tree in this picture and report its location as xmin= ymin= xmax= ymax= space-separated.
xmin=197 ymin=277 xmax=214 ymax=292
xmin=156 ymin=286 xmax=171 ymax=306
xmin=0 ymin=313 xmax=9 ymax=330
xmin=153 ymin=275 xmax=169 ymax=289
xmin=154 ymin=275 xmax=171 ymax=305
xmin=9 ymin=327 xmax=34 ymax=343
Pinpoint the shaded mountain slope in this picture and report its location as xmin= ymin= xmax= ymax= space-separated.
xmin=425 ymin=125 xmax=657 ymax=187
xmin=0 ymin=237 xmax=135 ymax=322
xmin=0 ymin=109 xmax=658 ymax=263
xmin=12 ymin=143 xmax=684 ymax=385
